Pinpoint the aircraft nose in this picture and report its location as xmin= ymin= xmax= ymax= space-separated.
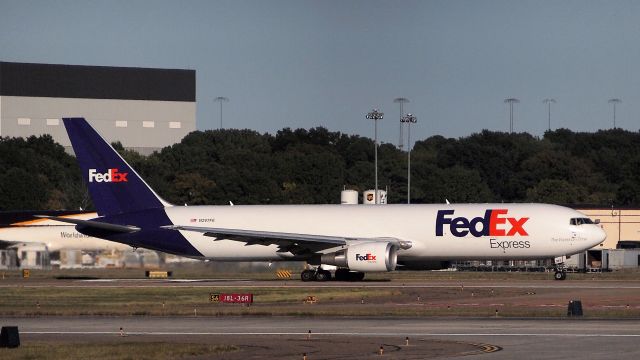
xmin=590 ymin=225 xmax=607 ymax=246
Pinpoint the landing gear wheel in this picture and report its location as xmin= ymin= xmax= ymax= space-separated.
xmin=301 ymin=269 xmax=317 ymax=282
xmin=349 ymin=271 xmax=365 ymax=281
xmin=553 ymin=256 xmax=568 ymax=281
xmin=316 ymin=270 xmax=331 ymax=281
xmin=334 ymin=268 xmax=350 ymax=281
xmin=333 ymin=269 xmax=365 ymax=282
xmin=554 ymin=271 xmax=567 ymax=281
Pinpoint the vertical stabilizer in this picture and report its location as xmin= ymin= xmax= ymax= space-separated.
xmin=63 ymin=118 xmax=171 ymax=216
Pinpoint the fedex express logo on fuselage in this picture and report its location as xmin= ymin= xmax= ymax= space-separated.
xmin=436 ymin=209 xmax=529 ymax=237
xmin=88 ymin=168 xmax=128 ymax=183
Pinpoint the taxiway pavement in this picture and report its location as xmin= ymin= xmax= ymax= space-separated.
xmin=4 ymin=278 xmax=640 ymax=289
xmin=2 ymin=316 xmax=638 ymax=359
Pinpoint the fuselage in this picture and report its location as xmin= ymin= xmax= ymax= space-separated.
xmin=158 ymin=203 xmax=606 ymax=262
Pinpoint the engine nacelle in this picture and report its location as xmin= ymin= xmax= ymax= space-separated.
xmin=320 ymin=242 xmax=397 ymax=272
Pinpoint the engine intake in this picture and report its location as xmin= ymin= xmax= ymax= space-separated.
xmin=320 ymin=242 xmax=397 ymax=272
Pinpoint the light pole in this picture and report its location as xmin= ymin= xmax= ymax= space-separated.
xmin=504 ymin=98 xmax=520 ymax=133
xmin=401 ymin=113 xmax=417 ymax=204
xmin=608 ymin=98 xmax=621 ymax=128
xmin=393 ymin=97 xmax=410 ymax=150
xmin=543 ymin=98 xmax=556 ymax=131
xmin=213 ymin=96 xmax=229 ymax=129
xmin=366 ymin=109 xmax=384 ymax=204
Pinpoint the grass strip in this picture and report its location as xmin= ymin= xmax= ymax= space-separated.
xmin=0 ymin=342 xmax=238 ymax=360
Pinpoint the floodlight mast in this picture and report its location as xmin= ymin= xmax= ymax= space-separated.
xmin=401 ymin=113 xmax=417 ymax=204
xmin=504 ymin=98 xmax=520 ymax=133
xmin=543 ymin=98 xmax=556 ymax=131
xmin=213 ymin=96 xmax=229 ymax=129
xmin=394 ymin=97 xmax=410 ymax=150
xmin=608 ymin=98 xmax=621 ymax=129
xmin=366 ymin=109 xmax=384 ymax=204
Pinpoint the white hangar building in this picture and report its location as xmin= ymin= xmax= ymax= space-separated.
xmin=0 ymin=61 xmax=195 ymax=155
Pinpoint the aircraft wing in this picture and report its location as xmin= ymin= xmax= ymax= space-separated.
xmin=162 ymin=225 xmax=412 ymax=255
xmin=34 ymin=215 xmax=141 ymax=233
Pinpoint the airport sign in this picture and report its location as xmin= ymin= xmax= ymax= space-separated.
xmin=210 ymin=293 xmax=253 ymax=304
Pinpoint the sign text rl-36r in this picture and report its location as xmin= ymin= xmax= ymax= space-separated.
xmin=210 ymin=293 xmax=253 ymax=304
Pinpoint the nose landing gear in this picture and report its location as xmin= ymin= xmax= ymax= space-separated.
xmin=554 ymin=256 xmax=567 ymax=280
xmin=554 ymin=269 xmax=567 ymax=280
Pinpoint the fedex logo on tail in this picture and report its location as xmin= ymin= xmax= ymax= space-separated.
xmin=88 ymin=168 xmax=128 ymax=183
xmin=436 ymin=209 xmax=529 ymax=237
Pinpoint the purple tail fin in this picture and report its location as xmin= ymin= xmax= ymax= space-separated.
xmin=63 ymin=118 xmax=171 ymax=216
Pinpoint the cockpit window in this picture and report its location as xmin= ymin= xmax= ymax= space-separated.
xmin=570 ymin=217 xmax=594 ymax=225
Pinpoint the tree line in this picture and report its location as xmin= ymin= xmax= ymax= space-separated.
xmin=1 ymin=127 xmax=639 ymax=210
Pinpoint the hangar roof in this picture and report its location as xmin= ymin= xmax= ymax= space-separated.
xmin=0 ymin=61 xmax=195 ymax=102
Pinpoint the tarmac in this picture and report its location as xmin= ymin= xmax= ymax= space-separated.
xmin=2 ymin=276 xmax=640 ymax=358
xmin=2 ymin=316 xmax=639 ymax=359
xmin=4 ymin=277 xmax=640 ymax=289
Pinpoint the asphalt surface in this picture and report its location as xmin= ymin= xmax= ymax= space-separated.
xmin=3 ymin=276 xmax=639 ymax=358
xmin=4 ymin=277 xmax=640 ymax=289
xmin=2 ymin=316 xmax=638 ymax=359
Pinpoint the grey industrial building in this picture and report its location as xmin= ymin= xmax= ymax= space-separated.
xmin=0 ymin=61 xmax=196 ymax=155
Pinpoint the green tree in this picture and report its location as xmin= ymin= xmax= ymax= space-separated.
xmin=526 ymin=179 xmax=588 ymax=204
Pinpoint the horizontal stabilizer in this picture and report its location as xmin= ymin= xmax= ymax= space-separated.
xmin=34 ymin=215 xmax=140 ymax=233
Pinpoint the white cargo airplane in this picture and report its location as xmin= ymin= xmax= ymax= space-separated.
xmin=0 ymin=211 xmax=129 ymax=252
xmin=39 ymin=118 xmax=606 ymax=281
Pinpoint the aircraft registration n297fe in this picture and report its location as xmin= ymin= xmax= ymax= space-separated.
xmin=40 ymin=118 xmax=606 ymax=281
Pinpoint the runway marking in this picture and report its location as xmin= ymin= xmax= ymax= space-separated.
xmin=478 ymin=343 xmax=502 ymax=353
xmin=462 ymin=343 xmax=503 ymax=355
xmin=20 ymin=331 xmax=640 ymax=337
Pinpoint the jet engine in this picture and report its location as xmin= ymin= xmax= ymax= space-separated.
xmin=319 ymin=242 xmax=398 ymax=272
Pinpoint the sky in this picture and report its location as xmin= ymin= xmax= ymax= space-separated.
xmin=1 ymin=0 xmax=639 ymax=146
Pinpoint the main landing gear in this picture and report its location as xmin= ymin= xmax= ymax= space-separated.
xmin=334 ymin=268 xmax=365 ymax=281
xmin=300 ymin=268 xmax=365 ymax=282
xmin=301 ymin=268 xmax=331 ymax=282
